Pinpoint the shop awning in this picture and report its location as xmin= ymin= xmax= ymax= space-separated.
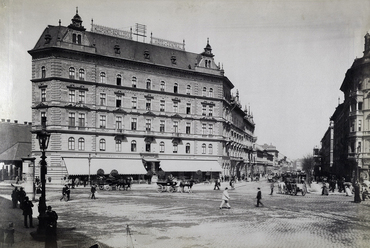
xmin=159 ymin=160 xmax=222 ymax=172
xmin=63 ymin=158 xmax=147 ymax=175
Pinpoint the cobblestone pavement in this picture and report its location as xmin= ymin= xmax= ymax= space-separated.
xmin=1 ymin=180 xmax=370 ymax=248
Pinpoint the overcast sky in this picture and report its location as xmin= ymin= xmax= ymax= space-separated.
xmin=1 ymin=0 xmax=370 ymax=160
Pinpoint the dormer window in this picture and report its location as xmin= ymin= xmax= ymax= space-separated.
xmin=114 ymin=45 xmax=120 ymax=54
xmin=171 ymin=55 xmax=177 ymax=64
xmin=72 ymin=34 xmax=82 ymax=44
xmin=144 ymin=50 xmax=150 ymax=59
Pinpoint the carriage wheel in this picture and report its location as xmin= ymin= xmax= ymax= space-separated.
xmin=99 ymin=185 xmax=104 ymax=190
xmin=292 ymin=187 xmax=297 ymax=195
xmin=169 ymin=186 xmax=175 ymax=193
xmin=105 ymin=185 xmax=111 ymax=191
xmin=157 ymin=185 xmax=163 ymax=193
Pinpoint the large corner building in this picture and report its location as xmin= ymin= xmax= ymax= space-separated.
xmin=28 ymin=11 xmax=256 ymax=182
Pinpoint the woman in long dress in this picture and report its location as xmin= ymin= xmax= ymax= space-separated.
xmin=345 ymin=185 xmax=353 ymax=196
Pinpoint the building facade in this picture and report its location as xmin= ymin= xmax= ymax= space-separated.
xmin=319 ymin=32 xmax=370 ymax=183
xmin=28 ymin=11 xmax=256 ymax=182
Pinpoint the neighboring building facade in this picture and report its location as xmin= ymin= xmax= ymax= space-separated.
xmin=28 ymin=11 xmax=256 ymax=182
xmin=0 ymin=119 xmax=32 ymax=180
xmin=319 ymin=31 xmax=370 ymax=182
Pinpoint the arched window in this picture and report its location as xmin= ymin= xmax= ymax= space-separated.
xmin=173 ymin=142 xmax=178 ymax=153
xmin=72 ymin=34 xmax=77 ymax=43
xmin=69 ymin=67 xmax=75 ymax=79
xmin=186 ymin=143 xmax=190 ymax=154
xmin=68 ymin=137 xmax=75 ymax=150
xmin=208 ymin=144 xmax=213 ymax=154
xmin=174 ymin=83 xmax=178 ymax=93
xmin=77 ymin=34 xmax=82 ymax=44
xmin=209 ymin=88 xmax=213 ymax=97
xmin=132 ymin=77 xmax=137 ymax=88
xmin=202 ymin=143 xmax=206 ymax=154
xmin=99 ymin=139 xmax=106 ymax=151
xmin=79 ymin=69 xmax=85 ymax=80
xmin=116 ymin=74 xmax=122 ymax=86
xmin=78 ymin=138 xmax=85 ymax=151
xmin=186 ymin=85 xmax=191 ymax=95
xmin=100 ymin=72 xmax=106 ymax=84
xmin=202 ymin=87 xmax=206 ymax=96
xmin=131 ymin=140 xmax=137 ymax=152
xmin=146 ymin=79 xmax=151 ymax=90
xmin=160 ymin=141 xmax=165 ymax=153
xmin=41 ymin=66 xmax=46 ymax=78
xmin=116 ymin=139 xmax=122 ymax=152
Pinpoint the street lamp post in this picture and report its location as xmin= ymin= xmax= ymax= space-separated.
xmin=88 ymin=153 xmax=91 ymax=186
xmin=31 ymin=118 xmax=50 ymax=242
xmin=355 ymin=144 xmax=361 ymax=184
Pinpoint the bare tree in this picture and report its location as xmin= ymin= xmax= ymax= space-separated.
xmin=302 ymin=154 xmax=315 ymax=185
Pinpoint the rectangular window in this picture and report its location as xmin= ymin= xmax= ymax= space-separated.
xmin=100 ymin=115 xmax=106 ymax=128
xmin=69 ymin=90 xmax=75 ymax=103
xmin=41 ymin=89 xmax=46 ymax=102
xmin=208 ymin=106 xmax=213 ymax=117
xmin=186 ymin=123 xmax=191 ymax=134
xmin=202 ymin=123 xmax=206 ymax=135
xmin=132 ymin=97 xmax=137 ymax=109
xmin=202 ymin=105 xmax=206 ymax=116
xmin=78 ymin=113 xmax=85 ymax=127
xmin=146 ymin=142 xmax=151 ymax=152
xmin=173 ymin=102 xmax=178 ymax=113
xmin=116 ymin=75 xmax=122 ymax=86
xmin=69 ymin=113 xmax=75 ymax=126
xmin=116 ymin=116 xmax=122 ymax=130
xmin=146 ymin=119 xmax=151 ymax=131
xmin=100 ymin=93 xmax=106 ymax=106
xmin=160 ymin=100 xmax=165 ymax=112
xmin=359 ymin=120 xmax=362 ymax=132
xmin=78 ymin=91 xmax=85 ymax=103
xmin=160 ymin=120 xmax=165 ymax=133
xmin=173 ymin=121 xmax=178 ymax=133
xmin=131 ymin=118 xmax=137 ymax=130
xmin=186 ymin=103 xmax=191 ymax=114
xmin=116 ymin=140 xmax=122 ymax=152
xmin=146 ymin=99 xmax=151 ymax=111
xmin=116 ymin=95 xmax=122 ymax=108
xmin=209 ymin=124 xmax=213 ymax=135
xmin=173 ymin=143 xmax=178 ymax=153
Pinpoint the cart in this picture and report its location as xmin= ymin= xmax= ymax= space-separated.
xmin=156 ymin=181 xmax=178 ymax=193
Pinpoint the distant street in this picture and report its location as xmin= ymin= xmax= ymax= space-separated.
xmin=1 ymin=179 xmax=370 ymax=248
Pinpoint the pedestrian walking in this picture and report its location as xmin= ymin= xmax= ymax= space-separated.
xmin=219 ymin=187 xmax=231 ymax=209
xmin=11 ymin=187 xmax=18 ymax=208
xmin=354 ymin=182 xmax=362 ymax=203
xmin=214 ymin=178 xmax=220 ymax=190
xmin=60 ymin=185 xmax=70 ymax=201
xmin=269 ymin=181 xmax=275 ymax=195
xmin=256 ymin=187 xmax=264 ymax=207
xmin=90 ymin=185 xmax=96 ymax=199
xmin=17 ymin=187 xmax=26 ymax=209
xmin=22 ymin=197 xmax=34 ymax=228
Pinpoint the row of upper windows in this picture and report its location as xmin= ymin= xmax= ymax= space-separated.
xmin=67 ymin=137 xmax=214 ymax=154
xmin=40 ymin=66 xmax=215 ymax=97
xmin=41 ymin=88 xmax=215 ymax=117
xmin=67 ymin=112 xmax=215 ymax=135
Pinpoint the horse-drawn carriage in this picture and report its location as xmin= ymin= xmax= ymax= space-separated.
xmin=156 ymin=181 xmax=178 ymax=193
xmin=96 ymin=175 xmax=132 ymax=191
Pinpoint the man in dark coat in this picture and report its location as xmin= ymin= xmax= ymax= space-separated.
xmin=22 ymin=197 xmax=34 ymax=228
xmin=256 ymin=187 xmax=264 ymax=207
xmin=90 ymin=185 xmax=96 ymax=199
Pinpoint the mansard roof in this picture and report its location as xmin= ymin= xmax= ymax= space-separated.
xmin=29 ymin=25 xmax=231 ymax=85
